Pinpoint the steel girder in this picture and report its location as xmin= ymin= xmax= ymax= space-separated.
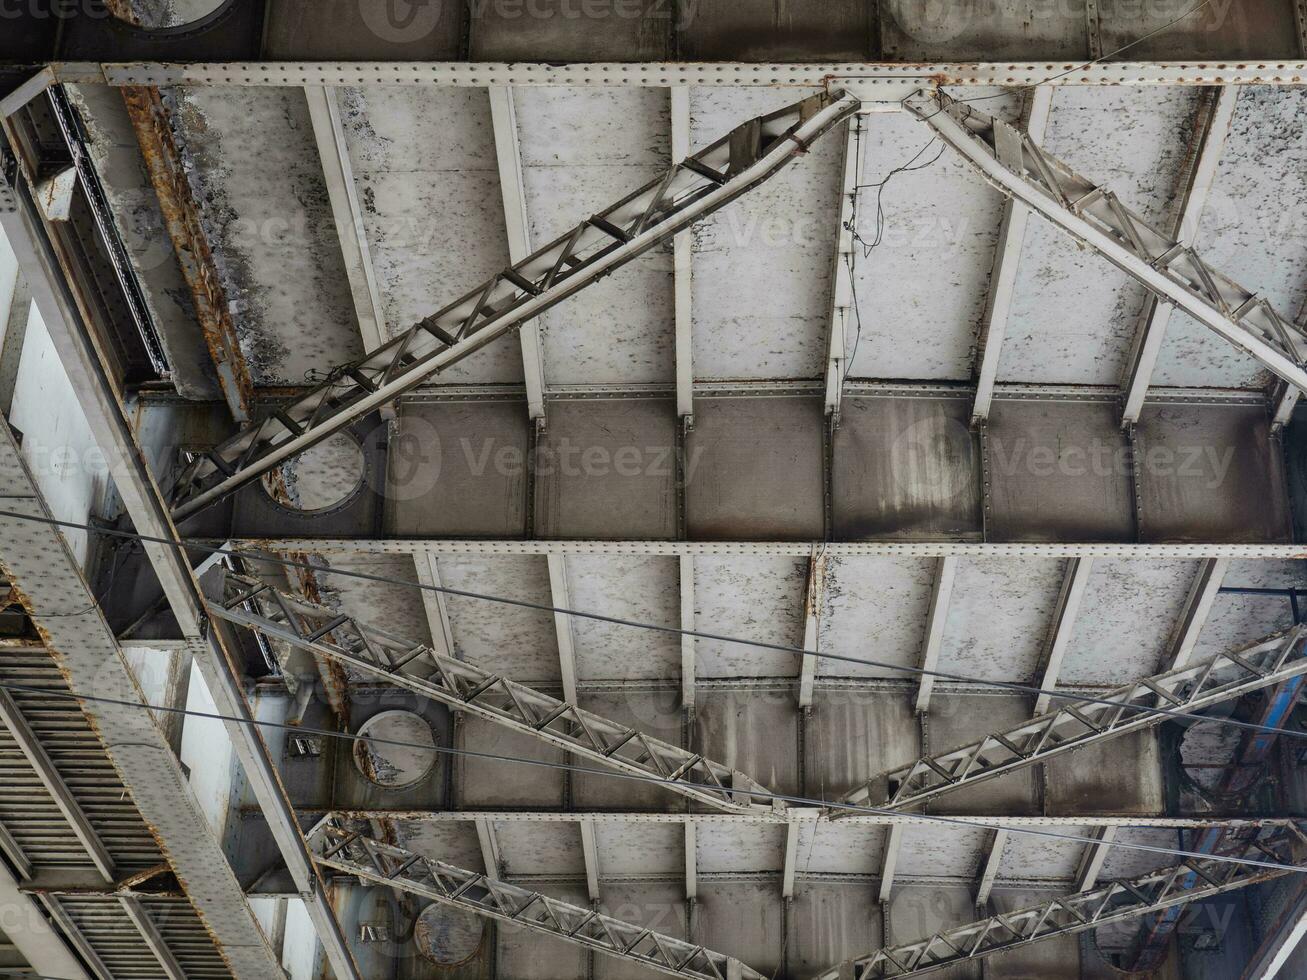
xmin=810 ymin=822 xmax=1306 ymax=979
xmin=903 ymin=90 xmax=1307 ymax=398
xmin=206 ymin=569 xmax=777 ymax=814
xmin=308 ymin=815 xmax=763 ymax=980
xmin=839 ymin=625 xmax=1307 ymax=811
xmin=168 ymin=90 xmax=861 ymax=521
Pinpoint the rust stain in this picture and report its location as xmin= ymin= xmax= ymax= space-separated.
xmin=120 ymin=84 xmax=255 ymax=423
xmin=288 ymin=551 xmax=352 ymax=721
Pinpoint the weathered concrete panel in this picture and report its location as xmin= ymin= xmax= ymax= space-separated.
xmin=497 ymin=821 xmax=585 ymax=877
xmin=924 ymin=695 xmax=1040 ymax=815
xmin=691 ymin=88 xmax=840 ymax=380
xmin=171 ymin=86 xmax=363 ymax=384
xmin=998 ymin=827 xmax=1092 ymax=882
xmin=573 ymin=690 xmax=683 ymax=810
xmin=595 ymin=883 xmax=688 ymax=980
xmin=535 ymin=398 xmax=678 ymax=539
xmin=804 ymin=692 xmax=919 ymax=801
xmin=803 ymin=824 xmax=886 ymax=876
xmin=438 ymin=554 xmax=560 ymax=682
xmin=341 ymin=86 xmax=523 ymax=384
xmin=679 ymin=0 xmax=872 ymax=60
xmin=692 ymin=555 xmax=806 ymax=678
xmin=516 ymin=88 xmax=674 ymax=386
xmin=566 ymin=555 xmax=680 ymax=680
xmin=887 ymin=883 xmax=981 ymax=979
xmin=1135 ymin=403 xmax=1290 ymax=543
xmin=386 ymin=400 xmax=530 ymax=537
xmin=1099 ymin=0 xmax=1300 ymax=59
xmin=1155 ymin=87 xmax=1307 ymax=388
xmin=1001 ymin=87 xmax=1201 ymax=386
xmin=1193 ymin=559 xmax=1304 ymax=661
xmin=988 ymin=887 xmax=1082 ymax=978
xmin=833 ymin=394 xmax=983 ymax=540
xmin=819 ymin=555 xmax=936 ymax=679
xmin=694 ymin=689 xmax=800 ymax=797
xmin=496 ymin=882 xmax=590 ymax=979
xmin=696 ymin=882 xmax=783 ymax=976
xmin=686 ymin=397 xmax=825 ymax=539
xmin=593 ymin=823 xmax=683 ymax=877
xmin=1044 ymin=730 xmax=1164 ymax=817
xmin=985 ymin=398 xmax=1135 ymax=542
xmin=695 ymin=823 xmax=785 ymax=874
xmin=788 ymin=883 xmax=882 ymax=978
xmin=456 ymin=716 xmax=567 ymax=807
xmin=942 ymin=558 xmax=1065 ymax=682
xmin=851 ymin=97 xmax=1017 ymax=382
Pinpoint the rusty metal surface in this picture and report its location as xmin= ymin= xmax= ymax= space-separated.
xmin=119 ymin=84 xmax=253 ymax=422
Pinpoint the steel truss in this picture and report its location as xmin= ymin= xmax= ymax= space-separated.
xmin=840 ymin=626 xmax=1307 ymax=811
xmin=811 ymin=822 xmax=1306 ymax=979
xmin=168 ymin=91 xmax=860 ymax=520
xmin=307 ymin=815 xmax=763 ymax=980
xmin=903 ymin=90 xmax=1307 ymax=397
xmin=207 ymin=569 xmax=776 ymax=814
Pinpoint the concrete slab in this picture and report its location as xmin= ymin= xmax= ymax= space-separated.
xmin=696 ymin=881 xmax=784 ymax=976
xmin=565 ymin=554 xmax=680 ymax=681
xmin=573 ymin=690 xmax=684 ymax=810
xmin=1155 ymin=87 xmax=1307 ymax=388
xmin=517 ymin=87 xmax=674 ymax=386
xmin=850 ymin=95 xmax=1018 ymax=382
xmin=692 ymin=555 xmax=806 ymax=678
xmin=941 ymin=558 xmax=1065 ymax=683
xmin=437 ymin=554 xmax=560 ymax=683
xmin=1044 ymin=731 xmax=1165 ymax=817
xmin=804 ymin=692 xmax=919 ymax=801
xmin=171 ymin=85 xmax=362 ymax=383
xmin=818 ymin=555 xmax=936 ymax=679
xmin=691 ymin=88 xmax=840 ymax=381
xmin=787 ymin=882 xmax=882 ymax=979
xmin=984 ymin=398 xmax=1135 ymax=542
xmin=1135 ymin=403 xmax=1291 ymax=543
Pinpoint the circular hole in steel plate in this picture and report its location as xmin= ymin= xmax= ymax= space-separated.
xmin=261 ymin=432 xmax=365 ymax=513
xmin=414 ymin=903 xmax=485 ymax=966
xmin=352 ymin=710 xmax=438 ymax=789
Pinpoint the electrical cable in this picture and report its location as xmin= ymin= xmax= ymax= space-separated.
xmin=3 ymin=507 xmax=1305 ymax=747
xmin=6 ymin=674 xmax=1301 ymax=878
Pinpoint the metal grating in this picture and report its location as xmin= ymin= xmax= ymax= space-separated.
xmin=0 ymin=649 xmax=162 ymax=870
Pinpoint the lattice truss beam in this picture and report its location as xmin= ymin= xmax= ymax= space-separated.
xmin=206 ymin=568 xmax=776 ymax=814
xmin=841 ymin=625 xmax=1307 ymax=811
xmin=903 ymin=89 xmax=1307 ymax=397
xmin=308 ymin=815 xmax=763 ymax=980
xmin=168 ymin=90 xmax=860 ymax=520
xmin=813 ymin=822 xmax=1307 ymax=979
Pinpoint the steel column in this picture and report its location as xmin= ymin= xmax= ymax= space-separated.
xmin=489 ymin=85 xmax=547 ymax=423
xmin=1034 ymin=558 xmax=1094 ymax=715
xmin=914 ymin=557 xmax=957 ymax=713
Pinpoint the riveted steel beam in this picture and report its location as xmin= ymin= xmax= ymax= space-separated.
xmin=167 ymin=91 xmax=861 ymax=520
xmin=308 ymin=815 xmax=766 ymax=980
xmin=811 ymin=823 xmax=1305 ymax=979
xmin=906 ymin=90 xmax=1307 ymax=398
xmin=208 ymin=570 xmax=778 ymax=814
xmin=841 ymin=626 xmax=1307 ymax=811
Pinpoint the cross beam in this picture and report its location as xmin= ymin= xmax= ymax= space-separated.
xmin=904 ymin=89 xmax=1307 ymax=397
xmin=812 ymin=822 xmax=1305 ymax=979
xmin=840 ymin=625 xmax=1307 ymax=811
xmin=169 ymin=90 xmax=860 ymax=520
xmin=207 ymin=569 xmax=777 ymax=814
xmin=307 ymin=815 xmax=764 ymax=980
